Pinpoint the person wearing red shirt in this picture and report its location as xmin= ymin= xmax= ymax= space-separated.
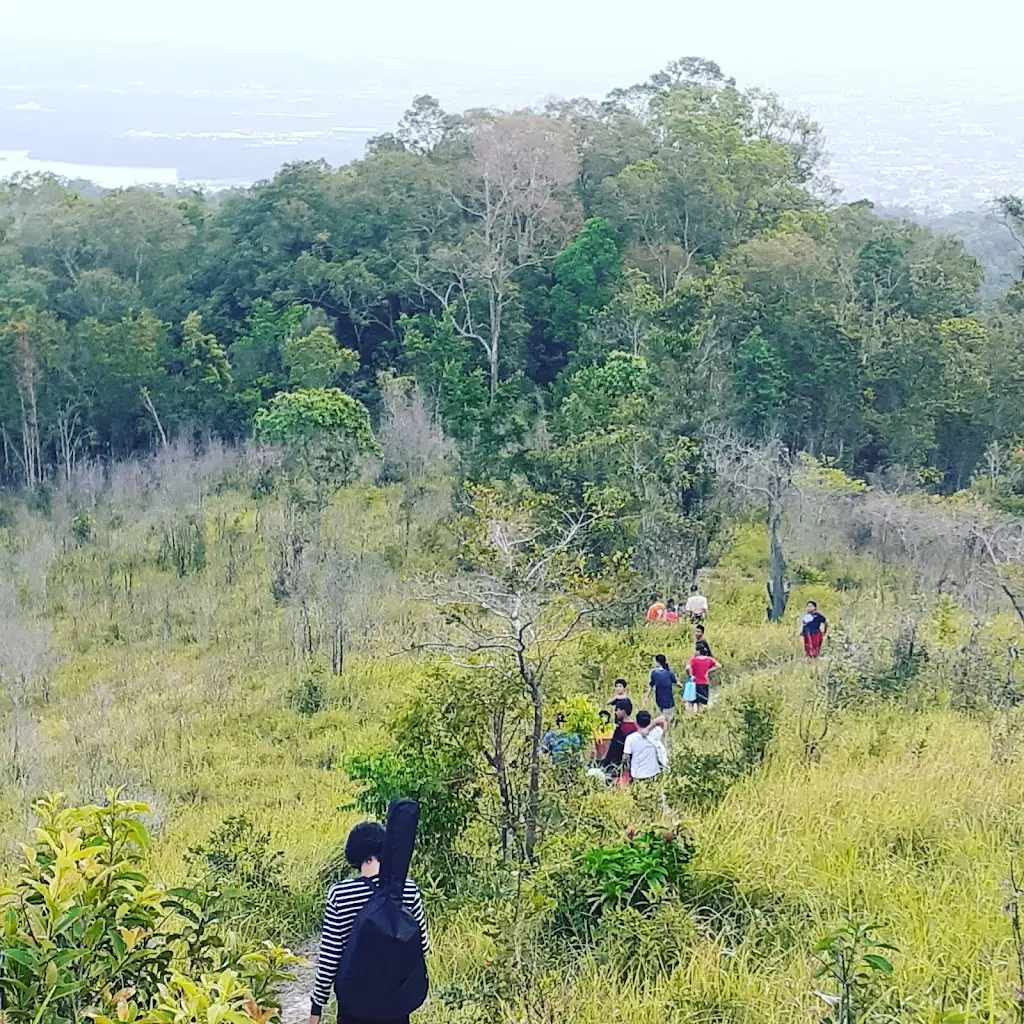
xmin=686 ymin=640 xmax=720 ymax=710
xmin=600 ymin=698 xmax=639 ymax=780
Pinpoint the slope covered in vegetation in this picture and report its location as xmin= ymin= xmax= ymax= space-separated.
xmin=1 ymin=444 xmax=1023 ymax=1022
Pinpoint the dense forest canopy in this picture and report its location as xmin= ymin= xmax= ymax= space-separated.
xmin=3 ymin=56 xmax=1024 ymax=499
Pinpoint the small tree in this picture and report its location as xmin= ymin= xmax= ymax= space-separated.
xmin=418 ymin=485 xmax=621 ymax=861
xmin=254 ymin=387 xmax=379 ymax=505
xmin=0 ymin=792 xmax=303 ymax=1021
xmin=283 ymin=325 xmax=358 ymax=389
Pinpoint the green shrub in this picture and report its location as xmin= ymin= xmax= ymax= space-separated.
xmin=662 ymin=691 xmax=777 ymax=812
xmin=285 ymin=675 xmax=328 ymax=716
xmin=158 ymin=513 xmax=207 ymax=577
xmin=184 ymin=815 xmax=312 ymax=941
xmin=731 ymin=690 xmax=780 ymax=771
xmin=345 ymin=743 xmax=478 ymax=868
xmin=344 ymin=686 xmax=482 ymax=867
xmin=0 ymin=792 xmax=302 ymax=1022
xmin=71 ymin=509 xmax=96 ymax=542
xmin=581 ymin=828 xmax=695 ymax=913
xmin=813 ymin=919 xmax=899 ymax=1024
xmin=664 ymin=750 xmax=741 ymax=811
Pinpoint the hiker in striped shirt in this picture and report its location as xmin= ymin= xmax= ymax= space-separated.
xmin=309 ymin=821 xmax=429 ymax=1024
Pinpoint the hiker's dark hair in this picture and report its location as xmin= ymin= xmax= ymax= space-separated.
xmin=691 ymin=583 xmax=699 ymax=592
xmin=614 ymin=697 xmax=633 ymax=716
xmin=636 ymin=710 xmax=652 ymax=728
xmin=614 ymin=677 xmax=627 ymax=688
xmin=695 ymin=639 xmax=712 ymax=657
xmin=807 ymin=599 xmax=818 ymax=609
xmin=345 ymin=821 xmax=386 ymax=869
xmin=655 ymin=653 xmax=668 ymax=668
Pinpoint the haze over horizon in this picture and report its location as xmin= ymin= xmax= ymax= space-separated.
xmin=4 ymin=0 xmax=1024 ymax=210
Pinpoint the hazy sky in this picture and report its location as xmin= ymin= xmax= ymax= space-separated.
xmin=8 ymin=0 xmax=1023 ymax=87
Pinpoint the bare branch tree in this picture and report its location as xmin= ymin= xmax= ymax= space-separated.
xmin=707 ymin=430 xmax=794 ymax=620
xmin=403 ymin=112 xmax=580 ymax=397
xmin=377 ymin=373 xmax=456 ymax=482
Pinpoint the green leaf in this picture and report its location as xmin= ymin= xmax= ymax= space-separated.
xmin=862 ymin=954 xmax=893 ymax=973
xmin=3 ymin=946 xmax=39 ymax=965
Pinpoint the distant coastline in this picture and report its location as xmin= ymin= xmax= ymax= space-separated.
xmin=0 ymin=149 xmax=178 ymax=189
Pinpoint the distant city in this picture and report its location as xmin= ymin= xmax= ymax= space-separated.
xmin=2 ymin=47 xmax=1022 ymax=214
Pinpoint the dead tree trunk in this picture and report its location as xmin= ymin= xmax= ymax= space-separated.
xmin=768 ymin=500 xmax=789 ymax=622
xmin=523 ymin=670 xmax=543 ymax=863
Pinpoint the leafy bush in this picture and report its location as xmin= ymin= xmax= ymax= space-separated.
xmin=663 ymin=690 xmax=778 ymax=811
xmin=184 ymin=815 xmax=312 ymax=941
xmin=550 ymin=694 xmax=601 ymax=743
xmin=872 ymin=621 xmax=928 ymax=699
xmin=813 ymin=919 xmax=898 ymax=1024
xmin=158 ymin=513 xmax=207 ymax=577
xmin=71 ymin=510 xmax=96 ymax=542
xmin=949 ymin=630 xmax=1024 ymax=715
xmin=0 ymin=792 xmax=302 ymax=1022
xmin=581 ymin=828 xmax=695 ymax=912
xmin=825 ymin=624 xmax=929 ymax=707
xmin=731 ymin=690 xmax=780 ymax=771
xmin=285 ymin=675 xmax=328 ymax=716
xmin=664 ymin=749 xmax=742 ymax=812
xmin=344 ymin=688 xmax=482 ymax=866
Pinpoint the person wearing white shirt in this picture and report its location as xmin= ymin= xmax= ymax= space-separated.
xmin=623 ymin=711 xmax=669 ymax=781
xmin=684 ymin=584 xmax=708 ymax=621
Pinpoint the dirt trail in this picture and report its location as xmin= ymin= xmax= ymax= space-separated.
xmin=279 ymin=940 xmax=317 ymax=1024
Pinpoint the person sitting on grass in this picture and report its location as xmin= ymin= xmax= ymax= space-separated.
xmin=645 ymin=597 xmax=666 ymax=623
xmin=309 ymin=820 xmax=428 ymax=1024
xmin=542 ymin=713 xmax=583 ymax=763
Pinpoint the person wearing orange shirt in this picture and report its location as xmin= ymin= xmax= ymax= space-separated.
xmin=645 ymin=599 xmax=666 ymax=623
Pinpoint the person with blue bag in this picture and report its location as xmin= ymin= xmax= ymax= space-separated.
xmin=686 ymin=640 xmax=720 ymax=711
xmin=309 ymin=798 xmax=429 ymax=1024
xmin=682 ymin=672 xmax=697 ymax=707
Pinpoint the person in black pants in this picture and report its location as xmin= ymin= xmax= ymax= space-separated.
xmin=600 ymin=698 xmax=639 ymax=775
xmin=645 ymin=653 xmax=678 ymax=723
xmin=309 ymin=822 xmax=429 ymax=1024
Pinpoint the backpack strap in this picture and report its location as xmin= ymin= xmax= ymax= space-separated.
xmin=379 ymin=798 xmax=420 ymax=901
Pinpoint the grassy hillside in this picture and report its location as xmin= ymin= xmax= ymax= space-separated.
xmin=1 ymin=451 xmax=1023 ymax=1023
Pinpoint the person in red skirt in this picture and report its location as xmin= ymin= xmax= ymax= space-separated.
xmin=800 ymin=600 xmax=828 ymax=657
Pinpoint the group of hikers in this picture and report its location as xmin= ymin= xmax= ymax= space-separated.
xmin=645 ymin=584 xmax=709 ymax=624
xmin=308 ymin=590 xmax=831 ymax=1024
xmin=544 ymin=591 xmax=829 ymax=788
xmin=592 ymin=641 xmax=720 ymax=786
